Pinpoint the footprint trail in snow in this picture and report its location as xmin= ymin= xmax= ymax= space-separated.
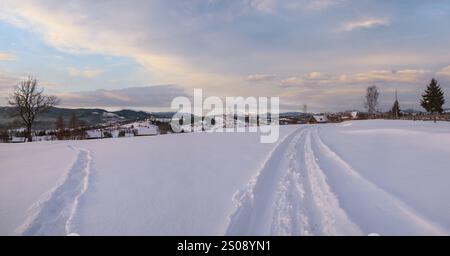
xmin=20 ymin=147 xmax=93 ymax=236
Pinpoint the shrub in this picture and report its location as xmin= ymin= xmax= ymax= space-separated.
xmin=0 ymin=129 xmax=10 ymax=143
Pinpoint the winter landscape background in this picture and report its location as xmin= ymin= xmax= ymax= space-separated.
xmin=1 ymin=1 xmax=450 ymax=236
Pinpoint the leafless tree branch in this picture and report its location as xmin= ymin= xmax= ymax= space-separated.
xmin=8 ymin=76 xmax=59 ymax=142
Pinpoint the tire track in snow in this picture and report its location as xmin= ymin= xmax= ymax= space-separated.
xmin=270 ymin=128 xmax=361 ymax=235
xmin=226 ymin=126 xmax=360 ymax=235
xmin=230 ymin=123 xmax=448 ymax=235
xmin=311 ymin=128 xmax=448 ymax=235
xmin=226 ymin=127 xmax=307 ymax=235
xmin=19 ymin=147 xmax=93 ymax=236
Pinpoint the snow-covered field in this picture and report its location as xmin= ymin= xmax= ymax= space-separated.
xmin=1 ymin=120 xmax=450 ymax=236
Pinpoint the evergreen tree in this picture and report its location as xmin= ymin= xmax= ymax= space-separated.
xmin=421 ymin=78 xmax=445 ymax=122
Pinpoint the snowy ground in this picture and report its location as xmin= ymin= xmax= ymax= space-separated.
xmin=1 ymin=120 xmax=450 ymax=236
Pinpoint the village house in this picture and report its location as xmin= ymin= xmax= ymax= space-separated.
xmin=308 ymin=115 xmax=329 ymax=124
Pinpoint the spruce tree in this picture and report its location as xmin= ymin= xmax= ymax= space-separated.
xmin=421 ymin=78 xmax=445 ymax=122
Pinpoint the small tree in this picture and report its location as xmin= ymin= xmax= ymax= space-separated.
xmin=421 ymin=78 xmax=445 ymax=123
xmin=0 ymin=126 xmax=10 ymax=143
xmin=55 ymin=115 xmax=66 ymax=140
xmin=8 ymin=77 xmax=59 ymax=142
xmin=69 ymin=113 xmax=79 ymax=129
xmin=103 ymin=131 xmax=113 ymax=138
xmin=68 ymin=113 xmax=80 ymax=140
xmin=391 ymin=90 xmax=401 ymax=119
xmin=302 ymin=104 xmax=308 ymax=114
xmin=365 ymin=85 xmax=379 ymax=115
xmin=391 ymin=101 xmax=400 ymax=119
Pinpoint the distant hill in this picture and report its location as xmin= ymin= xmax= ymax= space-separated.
xmin=150 ymin=112 xmax=177 ymax=119
xmin=0 ymin=107 xmax=330 ymax=130
xmin=402 ymin=109 xmax=424 ymax=114
xmin=0 ymin=107 xmax=152 ymax=130
xmin=279 ymin=112 xmax=312 ymax=118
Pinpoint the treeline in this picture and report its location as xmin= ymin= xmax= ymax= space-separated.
xmin=0 ymin=113 xmax=88 ymax=143
xmin=365 ymin=78 xmax=446 ymax=122
xmin=54 ymin=113 xmax=87 ymax=140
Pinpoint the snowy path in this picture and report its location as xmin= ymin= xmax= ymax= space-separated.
xmin=19 ymin=147 xmax=93 ymax=236
xmin=227 ymin=126 xmax=449 ymax=236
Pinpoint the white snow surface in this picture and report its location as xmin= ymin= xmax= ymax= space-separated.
xmin=1 ymin=120 xmax=450 ymax=236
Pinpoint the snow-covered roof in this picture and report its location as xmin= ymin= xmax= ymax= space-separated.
xmin=86 ymin=130 xmax=103 ymax=138
xmin=11 ymin=137 xmax=25 ymax=143
xmin=312 ymin=115 xmax=328 ymax=123
xmin=135 ymin=125 xmax=158 ymax=136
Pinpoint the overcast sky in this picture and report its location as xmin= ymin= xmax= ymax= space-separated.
xmin=1 ymin=0 xmax=450 ymax=112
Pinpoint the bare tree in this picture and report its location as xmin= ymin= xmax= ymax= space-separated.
xmin=55 ymin=115 xmax=66 ymax=140
xmin=8 ymin=77 xmax=59 ymax=142
xmin=69 ymin=113 xmax=80 ymax=129
xmin=0 ymin=125 xmax=11 ymax=143
xmin=365 ymin=85 xmax=379 ymax=114
xmin=69 ymin=113 xmax=83 ymax=140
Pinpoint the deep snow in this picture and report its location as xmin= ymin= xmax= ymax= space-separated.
xmin=1 ymin=120 xmax=450 ymax=236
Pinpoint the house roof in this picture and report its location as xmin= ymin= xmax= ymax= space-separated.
xmin=312 ymin=115 xmax=328 ymax=123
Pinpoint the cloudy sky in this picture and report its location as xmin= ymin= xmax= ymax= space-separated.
xmin=0 ymin=0 xmax=450 ymax=112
